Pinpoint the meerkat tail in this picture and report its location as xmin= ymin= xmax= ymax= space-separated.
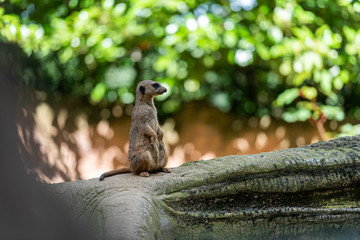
xmin=99 ymin=167 xmax=132 ymax=181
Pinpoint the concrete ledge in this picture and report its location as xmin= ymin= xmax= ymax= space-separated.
xmin=49 ymin=135 xmax=360 ymax=239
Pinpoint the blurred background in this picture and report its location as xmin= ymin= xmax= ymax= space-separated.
xmin=1 ymin=0 xmax=359 ymax=183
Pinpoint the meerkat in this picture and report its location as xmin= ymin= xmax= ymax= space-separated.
xmin=99 ymin=80 xmax=171 ymax=180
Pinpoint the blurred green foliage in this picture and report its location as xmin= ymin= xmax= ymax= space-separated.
xmin=1 ymin=0 xmax=360 ymax=132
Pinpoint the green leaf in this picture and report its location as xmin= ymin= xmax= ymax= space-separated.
xmin=301 ymin=86 xmax=317 ymax=100
xmin=320 ymin=105 xmax=344 ymax=121
xmin=319 ymin=70 xmax=332 ymax=94
xmin=296 ymin=108 xmax=312 ymax=121
xmin=211 ymin=92 xmax=231 ymax=112
xmin=223 ymin=31 xmax=238 ymax=48
xmin=343 ymin=25 xmax=356 ymax=42
xmin=227 ymin=50 xmax=236 ymax=64
xmin=338 ymin=124 xmax=360 ymax=137
xmin=292 ymin=26 xmax=314 ymax=39
xmin=339 ymin=70 xmax=349 ymax=83
xmin=104 ymin=66 xmax=136 ymax=89
xmin=338 ymin=0 xmax=352 ymax=7
xmin=154 ymin=56 xmax=171 ymax=72
xmin=293 ymin=72 xmax=311 ymax=86
xmin=274 ymin=88 xmax=299 ymax=107
xmin=302 ymin=51 xmax=322 ymax=71
xmin=282 ymin=107 xmax=311 ymax=122
xmin=295 ymin=5 xmax=316 ymax=24
xmin=333 ymin=77 xmax=343 ymax=90
xmin=256 ymin=43 xmax=271 ymax=60
xmin=91 ymin=82 xmax=107 ymax=102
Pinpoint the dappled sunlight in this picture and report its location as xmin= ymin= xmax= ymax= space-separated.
xmin=18 ymin=94 xmax=132 ymax=182
xmin=20 ymin=97 xmax=328 ymax=183
xmin=18 ymin=93 xmax=323 ymax=183
xmin=166 ymin=146 xmax=185 ymax=168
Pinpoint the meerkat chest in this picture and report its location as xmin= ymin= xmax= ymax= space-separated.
xmin=147 ymin=108 xmax=158 ymax=131
xmin=133 ymin=105 xmax=158 ymax=130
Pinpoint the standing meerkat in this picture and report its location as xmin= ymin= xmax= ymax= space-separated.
xmin=99 ymin=80 xmax=171 ymax=180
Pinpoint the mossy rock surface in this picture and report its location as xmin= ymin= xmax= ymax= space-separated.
xmin=50 ymin=135 xmax=360 ymax=240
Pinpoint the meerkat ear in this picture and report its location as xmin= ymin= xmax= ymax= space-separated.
xmin=139 ymin=86 xmax=145 ymax=95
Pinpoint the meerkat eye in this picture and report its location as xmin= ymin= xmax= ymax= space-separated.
xmin=152 ymin=83 xmax=160 ymax=89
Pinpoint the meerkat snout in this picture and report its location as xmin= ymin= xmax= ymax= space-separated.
xmin=152 ymin=82 xmax=167 ymax=95
xmin=158 ymin=87 xmax=167 ymax=94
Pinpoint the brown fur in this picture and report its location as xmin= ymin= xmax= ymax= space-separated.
xmin=99 ymin=80 xmax=171 ymax=180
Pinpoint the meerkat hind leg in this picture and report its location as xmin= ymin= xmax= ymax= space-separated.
xmin=161 ymin=168 xmax=171 ymax=173
xmin=139 ymin=172 xmax=150 ymax=177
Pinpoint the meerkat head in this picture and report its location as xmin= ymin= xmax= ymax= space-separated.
xmin=137 ymin=80 xmax=167 ymax=98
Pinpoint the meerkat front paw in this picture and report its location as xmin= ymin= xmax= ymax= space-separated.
xmin=150 ymin=136 xmax=156 ymax=143
xmin=157 ymin=129 xmax=164 ymax=141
